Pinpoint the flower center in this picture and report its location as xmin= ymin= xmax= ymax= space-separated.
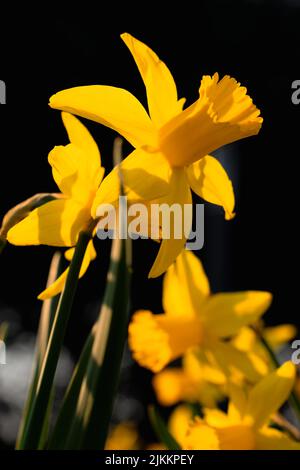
xmin=128 ymin=310 xmax=204 ymax=373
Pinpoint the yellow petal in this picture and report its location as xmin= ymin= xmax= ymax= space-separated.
xmin=227 ymin=384 xmax=248 ymax=423
xmin=187 ymin=155 xmax=235 ymax=220
xmin=244 ymin=362 xmax=296 ymax=429
xmin=264 ymin=324 xmax=297 ymax=349
xmin=184 ymin=350 xmax=226 ymax=385
xmin=48 ymin=113 xmax=104 ymax=205
xmin=105 ymin=422 xmax=140 ymax=451
xmin=231 ymin=326 xmax=257 ymax=352
xmin=183 ymin=418 xmax=220 ymax=450
xmin=256 ymin=427 xmax=300 ymax=450
xmin=121 ymin=33 xmax=183 ymax=127
xmin=168 ymin=405 xmax=194 ymax=447
xmin=50 ymin=85 xmax=156 ymax=149
xmin=91 ymin=148 xmax=170 ymax=216
xmin=210 ymin=340 xmax=267 ymax=383
xmin=49 ymin=144 xmax=104 ymax=205
xmin=7 ymin=199 xmax=90 ymax=247
xmin=128 ymin=310 xmax=204 ymax=373
xmin=152 ymin=368 xmax=190 ymax=406
xmin=38 ymin=240 xmax=96 ymax=300
xmin=202 ymin=291 xmax=272 ymax=338
xmin=216 ymin=424 xmax=256 ymax=450
xmin=159 ymin=73 xmax=262 ymax=167
xmin=163 ymin=249 xmax=210 ymax=318
xmin=38 ymin=266 xmax=68 ymax=301
xmin=148 ymin=169 xmax=192 ymax=278
xmin=62 ymin=111 xmax=102 ymax=171
xmin=203 ymin=408 xmax=231 ymax=428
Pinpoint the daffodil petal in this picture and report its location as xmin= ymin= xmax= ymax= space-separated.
xmin=121 ymin=33 xmax=183 ymax=127
xmin=256 ymin=427 xmax=300 ymax=450
xmin=227 ymin=384 xmax=248 ymax=423
xmin=38 ymin=267 xmax=68 ymax=300
xmin=168 ymin=405 xmax=194 ymax=447
xmin=264 ymin=324 xmax=297 ymax=349
xmin=202 ymin=291 xmax=272 ymax=338
xmin=210 ymin=341 xmax=266 ymax=383
xmin=61 ymin=112 xmax=101 ymax=169
xmin=7 ymin=199 xmax=90 ymax=247
xmin=92 ymin=148 xmax=170 ymax=216
xmin=148 ymin=169 xmax=192 ymax=278
xmin=163 ymin=249 xmax=210 ymax=318
xmin=183 ymin=418 xmax=220 ymax=450
xmin=49 ymin=144 xmax=104 ymax=204
xmin=203 ymin=409 xmax=231 ymax=428
xmin=38 ymin=240 xmax=96 ymax=300
xmin=50 ymin=85 xmax=156 ymax=149
xmin=244 ymin=361 xmax=296 ymax=429
xmin=187 ymin=155 xmax=235 ymax=220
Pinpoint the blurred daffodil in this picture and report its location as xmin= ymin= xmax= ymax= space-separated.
xmin=50 ymin=33 xmax=262 ymax=277
xmin=153 ymin=349 xmax=224 ymax=408
xmin=129 ymin=250 xmax=271 ymax=383
xmin=7 ymin=112 xmax=104 ymax=299
xmin=184 ymin=362 xmax=300 ymax=450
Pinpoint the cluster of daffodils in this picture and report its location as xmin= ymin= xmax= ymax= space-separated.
xmin=2 ymin=33 xmax=299 ymax=451
xmin=128 ymin=250 xmax=300 ymax=450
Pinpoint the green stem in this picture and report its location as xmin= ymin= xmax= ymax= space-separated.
xmin=148 ymin=405 xmax=181 ymax=450
xmin=256 ymin=328 xmax=300 ymax=423
xmin=20 ymin=229 xmax=92 ymax=449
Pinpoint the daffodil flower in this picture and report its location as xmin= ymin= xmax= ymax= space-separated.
xmin=49 ymin=33 xmax=262 ymax=277
xmin=7 ymin=112 xmax=104 ymax=299
xmin=183 ymin=362 xmax=300 ymax=450
xmin=128 ymin=250 xmax=271 ymax=383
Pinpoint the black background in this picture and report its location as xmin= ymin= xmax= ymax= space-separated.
xmin=0 ymin=0 xmax=300 ymax=449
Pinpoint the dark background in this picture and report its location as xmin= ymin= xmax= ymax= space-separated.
xmin=0 ymin=0 xmax=299 ymax=448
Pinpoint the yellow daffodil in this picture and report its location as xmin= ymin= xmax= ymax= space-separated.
xmin=49 ymin=33 xmax=262 ymax=277
xmin=153 ymin=349 xmax=224 ymax=408
xmin=7 ymin=112 xmax=104 ymax=299
xmin=184 ymin=362 xmax=300 ymax=450
xmin=128 ymin=249 xmax=271 ymax=383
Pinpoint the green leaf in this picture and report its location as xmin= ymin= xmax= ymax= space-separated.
xmin=16 ymin=252 xmax=63 ymax=449
xmin=19 ymin=229 xmax=91 ymax=449
xmin=148 ymin=405 xmax=181 ymax=451
xmin=48 ymin=327 xmax=95 ymax=449
xmin=64 ymin=237 xmax=131 ymax=449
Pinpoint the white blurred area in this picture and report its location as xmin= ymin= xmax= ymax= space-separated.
xmin=0 ymin=306 xmax=73 ymax=445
